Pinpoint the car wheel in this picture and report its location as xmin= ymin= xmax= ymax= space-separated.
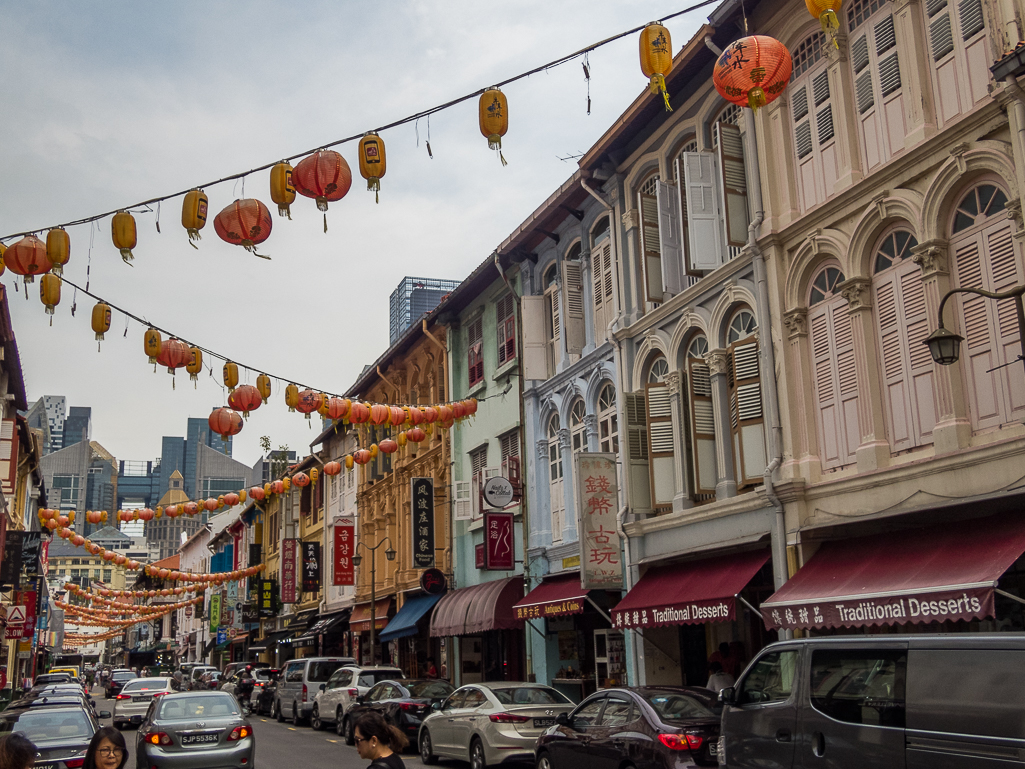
xmin=344 ymin=716 xmax=355 ymax=745
xmin=311 ymin=706 xmax=323 ymax=731
xmin=471 ymin=738 xmax=487 ymax=769
xmin=335 ymin=708 xmax=345 ymax=736
xmin=420 ymin=730 xmax=437 ymax=765
xmin=536 ymin=754 xmax=553 ymax=769
xmin=292 ymin=702 xmax=304 ymax=725
xmin=275 ymin=699 xmax=285 ymax=723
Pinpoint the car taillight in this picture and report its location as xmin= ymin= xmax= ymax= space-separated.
xmin=302 ymin=684 xmax=308 ymax=702
xmin=658 ymin=733 xmax=703 ymax=750
xmin=254 ymin=682 xmax=264 ymax=687
xmin=399 ymin=703 xmax=421 ymax=712
xmin=65 ymin=758 xmax=85 ymax=768
xmin=489 ymin=713 xmax=530 ymax=723
xmin=144 ymin=731 xmax=172 ymax=746
xmin=152 ymin=692 xmax=167 ymax=698
xmin=348 ymin=688 xmax=359 ymax=697
xmin=116 ymin=694 xmax=131 ymax=700
xmin=227 ymin=726 xmax=251 ymax=741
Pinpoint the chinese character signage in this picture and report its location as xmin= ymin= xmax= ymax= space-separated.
xmin=514 ymin=597 xmax=586 ymax=621
xmin=576 ymin=453 xmax=622 ymax=590
xmin=302 ymin=541 xmax=321 ymax=593
xmin=333 ymin=519 xmax=355 ymax=586
xmin=209 ymin=593 xmax=221 ymax=632
xmin=281 ymin=538 xmax=298 ymax=603
xmin=411 ymin=477 xmax=435 ymax=569
xmin=258 ymin=579 xmax=277 ymax=618
xmin=0 ymin=530 xmax=24 ymax=585
xmin=484 ymin=512 xmax=515 ymax=571
xmin=39 ymin=539 xmax=49 ymax=578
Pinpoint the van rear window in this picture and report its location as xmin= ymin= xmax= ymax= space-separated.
xmin=810 ymin=649 xmax=906 ymax=728
xmin=308 ymin=661 xmax=348 ymax=683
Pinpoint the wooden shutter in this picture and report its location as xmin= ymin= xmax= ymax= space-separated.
xmin=625 ymin=392 xmax=651 ymax=510
xmin=520 ymin=296 xmax=548 ymax=380
xmin=728 ymin=340 xmax=766 ymax=487
xmin=0 ymin=419 xmax=18 ymax=497
xmin=810 ymin=299 xmax=860 ymax=469
xmin=592 ymin=238 xmax=613 ymax=343
xmin=683 ymin=153 xmax=724 ymax=272
xmin=674 ymin=158 xmax=694 ymax=277
xmin=656 ymin=180 xmax=684 ymax=296
xmin=638 ymin=192 xmax=664 ymax=302
xmin=687 ymin=358 xmax=717 ymax=497
xmin=646 ymin=382 xmax=675 ymax=511
xmin=468 ymin=317 xmax=483 ymax=387
xmin=562 ymin=261 xmax=586 ymax=355
xmin=496 ymin=294 xmax=516 ymax=366
xmin=715 ymin=122 xmax=750 ymax=247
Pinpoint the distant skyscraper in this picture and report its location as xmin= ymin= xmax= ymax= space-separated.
xmin=389 ymin=276 xmax=460 ymax=344
xmin=23 ymin=395 xmax=68 ymax=454
xmin=63 ymin=406 xmax=92 ymax=448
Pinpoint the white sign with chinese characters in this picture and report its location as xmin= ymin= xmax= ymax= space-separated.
xmin=575 ymin=453 xmax=622 ymax=590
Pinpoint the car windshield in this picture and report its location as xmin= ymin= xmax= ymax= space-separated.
xmin=642 ymin=691 xmax=715 ymax=721
xmin=491 ymin=687 xmax=571 ymax=705
xmin=307 ymin=661 xmax=348 ymax=683
xmin=0 ymin=709 xmax=94 ymax=741
xmin=157 ymin=695 xmax=238 ymax=720
xmin=122 ymin=679 xmax=170 ymax=693
xmin=408 ymin=681 xmax=454 ymax=698
xmin=357 ymin=670 xmax=404 ymax=687
xmin=36 ymin=675 xmax=71 ymax=684
xmin=254 ymin=669 xmax=278 ymax=680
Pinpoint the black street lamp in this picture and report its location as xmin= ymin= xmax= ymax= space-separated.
xmin=351 ymin=539 xmax=396 ymax=664
xmin=925 ymin=285 xmax=1025 ymax=373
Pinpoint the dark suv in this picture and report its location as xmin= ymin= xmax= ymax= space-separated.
xmin=104 ymin=670 xmax=136 ymax=699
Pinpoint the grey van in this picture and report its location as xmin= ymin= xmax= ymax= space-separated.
xmin=718 ymin=635 xmax=1025 ymax=768
xmin=274 ymin=656 xmax=354 ymax=724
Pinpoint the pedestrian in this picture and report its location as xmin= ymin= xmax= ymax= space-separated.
xmin=354 ymin=711 xmax=408 ymax=769
xmin=82 ymin=727 xmax=128 ymax=769
xmin=0 ymin=733 xmax=36 ymax=769
xmin=706 ymin=661 xmax=735 ymax=694
xmin=708 ymin=642 xmax=738 ymax=678
xmin=424 ymin=657 xmax=438 ymax=678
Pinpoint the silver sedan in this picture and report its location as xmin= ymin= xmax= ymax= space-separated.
xmin=418 ymin=683 xmax=574 ymax=769
xmin=135 ymin=691 xmax=254 ymax=769
xmin=114 ymin=677 xmax=176 ymax=730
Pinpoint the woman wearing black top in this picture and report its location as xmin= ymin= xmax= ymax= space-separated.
xmin=354 ymin=711 xmax=408 ymax=769
xmin=82 ymin=726 xmax=128 ymax=769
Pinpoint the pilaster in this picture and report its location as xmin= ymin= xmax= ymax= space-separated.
xmin=891 ymin=0 xmax=936 ymax=147
xmin=706 ymin=350 xmax=737 ymax=499
xmin=781 ymin=308 xmax=821 ymax=483
xmin=666 ymin=371 xmax=693 ymax=512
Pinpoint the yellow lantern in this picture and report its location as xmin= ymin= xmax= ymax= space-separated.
xmin=46 ymin=228 xmax=70 ymax=275
xmin=257 ymin=374 xmax=272 ymax=404
xmin=358 ymin=132 xmax=387 ymax=203
xmin=91 ymin=302 xmax=111 ymax=350
xmin=310 ymin=468 xmax=319 ymax=485
xmin=806 ymin=0 xmax=842 ymax=46
xmin=282 ymin=477 xmax=291 ymax=492
xmin=0 ymin=243 xmax=6 ymax=277
xmin=223 ymin=361 xmax=239 ymax=393
xmin=285 ymin=383 xmax=299 ymax=412
xmin=144 ymin=328 xmax=162 ymax=364
xmin=345 ymin=455 xmax=354 ymax=470
xmin=186 ymin=347 xmax=203 ymax=386
xmin=181 ymin=189 xmax=209 ymax=245
xmin=239 ymin=489 xmax=247 ymax=503
xmin=112 ymin=211 xmax=137 ymax=263
xmin=640 ymin=22 xmax=674 ymax=112
xmin=318 ymin=394 xmax=331 ymax=418
xmin=479 ymin=87 xmax=509 ymax=165
xmin=397 ymin=431 xmax=407 ymax=448
xmin=270 ymin=161 xmax=296 ymax=219
xmin=40 ymin=273 xmax=61 ymax=321
xmin=370 ymin=443 xmax=379 ymax=459
xmin=263 ymin=482 xmax=272 ymax=497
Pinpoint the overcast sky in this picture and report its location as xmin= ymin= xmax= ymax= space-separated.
xmin=2 ymin=1 xmax=705 ymax=473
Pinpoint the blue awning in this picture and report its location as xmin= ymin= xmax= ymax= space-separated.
xmin=378 ymin=593 xmax=444 ymax=642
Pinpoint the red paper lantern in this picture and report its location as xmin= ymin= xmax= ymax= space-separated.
xmin=349 ymin=402 xmax=370 ymax=424
xmin=139 ymin=508 xmax=154 ymax=521
xmin=407 ymin=427 xmax=426 ymax=443
xmin=4 ymin=235 xmax=52 ymax=283
xmin=437 ymin=404 xmax=454 ymax=422
xmin=378 ymin=439 xmax=398 ymax=454
xmin=208 ymin=408 xmax=243 ymax=441
xmin=103 ymin=550 xmax=116 ymax=562
xmin=325 ymin=397 xmax=350 ymax=422
xmin=228 ymin=384 xmax=263 ymax=418
xmin=296 ymin=389 xmax=322 ymax=419
xmin=204 ymin=498 xmax=218 ymax=512
xmin=323 ymin=461 xmax=342 ymax=476
xmin=157 ymin=338 xmax=191 ymax=376
xmin=292 ymin=150 xmax=352 ymax=229
xmin=213 ymin=199 xmax=273 ymax=258
xmin=712 ymin=35 xmax=792 ymax=111
xmin=115 ymin=554 xmax=127 ymax=566
xmin=271 ymin=480 xmax=284 ymax=494
xmin=370 ymin=404 xmax=390 ymax=425
xmin=464 ymin=398 xmax=479 ymax=417
xmin=184 ymin=502 xmax=199 ymax=517
xmin=352 ymin=449 xmax=371 ymax=465
xmin=292 ymin=472 xmax=310 ymax=487
xmin=224 ymin=492 xmax=240 ymax=507
xmin=422 ymin=406 xmax=438 ymax=423
xmin=451 ymin=402 xmax=466 ymax=419
xmin=250 ymin=485 xmax=266 ymax=501
xmin=388 ymin=406 xmax=405 ymax=426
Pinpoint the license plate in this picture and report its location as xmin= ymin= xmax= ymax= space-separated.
xmin=533 ymin=718 xmax=556 ymax=728
xmin=180 ymin=733 xmax=219 ymax=745
xmin=35 ymin=763 xmax=57 ymax=769
xmin=133 ymin=696 xmax=148 ymax=702
xmin=709 ymin=742 xmax=717 ymax=755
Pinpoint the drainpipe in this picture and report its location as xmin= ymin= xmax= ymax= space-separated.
xmin=704 ymin=35 xmax=722 ymax=56
xmin=743 ymin=107 xmax=790 ymax=641
xmin=1003 ymin=76 xmax=1025 ymax=199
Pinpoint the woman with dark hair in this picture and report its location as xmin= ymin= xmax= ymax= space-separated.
xmin=354 ymin=711 xmax=408 ymax=769
xmin=82 ymin=726 xmax=128 ymax=769
xmin=0 ymin=733 xmax=36 ymax=769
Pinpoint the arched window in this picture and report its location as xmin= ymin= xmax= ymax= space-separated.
xmin=570 ymin=399 xmax=587 ymax=454
xmin=684 ymin=335 xmax=716 ymax=500
xmin=547 ymin=414 xmax=564 ymax=542
xmin=726 ymin=308 xmax=766 ymax=489
xmin=925 ymin=0 xmax=988 ymax=126
xmin=950 ymin=183 xmax=1025 ymax=429
xmin=645 ymin=355 xmax=675 ymax=513
xmin=790 ymin=32 xmax=837 ymax=212
xmin=597 ymin=383 xmax=618 ymax=453
xmin=872 ymin=227 xmax=935 ymax=450
xmin=808 ymin=264 xmax=859 ymax=468
xmin=592 ymin=218 xmax=615 ymax=344
xmin=543 ymin=264 xmax=560 ymax=378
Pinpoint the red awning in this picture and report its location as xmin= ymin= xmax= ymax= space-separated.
xmin=761 ymin=512 xmax=1025 ymax=631
xmin=612 ymin=550 xmax=770 ymax=629
xmin=349 ymin=598 xmax=392 ymax=632
xmin=430 ymin=577 xmax=523 ymax=637
xmin=513 ymin=574 xmax=590 ymax=620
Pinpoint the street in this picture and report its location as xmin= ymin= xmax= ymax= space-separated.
xmin=93 ymin=688 xmax=445 ymax=769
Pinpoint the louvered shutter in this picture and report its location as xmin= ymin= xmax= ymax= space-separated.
xmin=715 ymin=123 xmax=750 ymax=248
xmin=639 ymin=192 xmax=664 ymax=302
xmin=656 ymin=180 xmax=684 ymax=296
xmin=646 ymin=382 xmax=675 ymax=510
xmin=683 ymin=152 xmax=725 ymax=272
xmin=810 ymin=299 xmax=860 ymax=469
xmin=454 ymin=480 xmax=472 ymax=521
xmin=548 ymin=286 xmax=561 ymax=374
xmin=625 ymin=392 xmax=652 ymax=510
xmin=467 ymin=317 xmax=484 ymax=387
xmin=686 ymin=358 xmax=717 ymax=496
xmin=674 ymin=159 xmax=695 ymax=278
xmin=728 ymin=340 xmax=766 ymax=487
xmin=562 ymin=261 xmax=586 ymax=355
xmin=496 ymin=294 xmax=516 ymax=366
xmin=592 ymin=238 xmax=613 ymax=343
xmin=520 ymin=295 xmax=548 ymax=380
xmin=0 ymin=419 xmax=18 ymax=497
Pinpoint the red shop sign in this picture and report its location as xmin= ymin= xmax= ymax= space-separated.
xmin=281 ymin=539 xmax=298 ymax=604
xmin=333 ymin=519 xmax=355 ymax=586
xmin=484 ymin=512 xmax=514 ymax=571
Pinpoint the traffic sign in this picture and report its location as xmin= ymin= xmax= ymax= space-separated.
xmin=7 ymin=606 xmax=25 ymax=625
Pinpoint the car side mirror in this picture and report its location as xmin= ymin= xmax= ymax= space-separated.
xmin=719 ymin=687 xmax=736 ymax=706
xmin=555 ymin=712 xmax=570 ymax=726
xmin=319 ymin=683 xmax=326 ymax=691
xmin=431 ymin=701 xmax=442 ymax=712
xmin=99 ymin=711 xmax=111 ymax=719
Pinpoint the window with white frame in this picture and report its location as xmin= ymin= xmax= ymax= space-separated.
xmin=496 ymin=293 xmax=516 ymax=367
xmin=684 ymin=335 xmax=716 ymax=501
xmin=791 ymin=33 xmax=837 ymax=212
xmin=470 ymin=445 xmax=489 ymax=476
xmin=467 ymin=316 xmax=484 ymax=388
xmin=671 ymin=138 xmax=700 ymax=291
xmin=591 ymin=218 xmax=615 ymax=344
xmin=499 ymin=429 xmax=521 ymax=501
xmin=925 ymin=0 xmax=988 ymax=126
xmin=646 ymin=357 xmax=675 ymax=513
xmin=726 ymin=309 xmax=766 ymax=489
xmin=548 ymin=414 xmax=564 ymax=542
xmin=597 ymin=383 xmax=618 ymax=454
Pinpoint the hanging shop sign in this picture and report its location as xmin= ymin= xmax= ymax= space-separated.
xmin=333 ymin=519 xmax=355 ymax=586
xmin=483 ymin=476 xmax=514 ymax=509
xmin=240 ymin=603 xmax=258 ymax=624
xmin=302 ymin=541 xmax=321 ymax=593
xmin=281 ymin=538 xmax=298 ymax=603
xmin=21 ymin=533 xmax=42 ymax=577
xmin=484 ymin=512 xmax=515 ymax=571
xmin=209 ymin=593 xmax=221 ymax=633
xmin=0 ymin=530 xmax=24 ymax=585
xmin=259 ymin=579 xmax=277 ymax=618
xmin=411 ymin=477 xmax=435 ymax=569
xmin=475 ymin=543 xmax=485 ymax=569
xmin=420 ymin=568 xmax=447 ymax=595
xmin=576 ymin=453 xmax=623 ymax=590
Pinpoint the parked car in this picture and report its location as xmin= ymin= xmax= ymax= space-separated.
xmin=0 ymin=702 xmax=110 ymax=769
xmin=187 ymin=666 xmax=217 ymax=691
xmin=251 ymin=669 xmax=280 ymax=716
xmin=113 ymin=677 xmax=176 ymax=730
xmin=136 ymin=691 xmax=254 ymax=769
xmin=105 ymin=669 xmax=138 ymax=699
xmin=309 ymin=664 xmax=402 ymax=737
xmin=342 ymin=679 xmax=454 ymax=742
xmin=718 ymin=634 xmax=1025 ymax=769
xmin=535 ymin=686 xmax=720 ymax=769
xmin=34 ymin=673 xmax=74 ymax=686
xmin=418 ymin=683 xmax=574 ymax=769
xmin=274 ymin=657 xmax=355 ymax=725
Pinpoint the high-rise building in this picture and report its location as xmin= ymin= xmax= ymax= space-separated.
xmin=40 ymin=440 xmax=118 ymax=537
xmin=22 ymin=395 xmax=68 ymax=454
xmin=389 ymin=277 xmax=460 ymax=344
xmin=62 ymin=406 xmax=91 ymax=448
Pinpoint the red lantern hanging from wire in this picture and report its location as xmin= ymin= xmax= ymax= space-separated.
xmin=5 ymin=236 xmax=52 ymax=283
xmin=208 ymin=408 xmax=243 ymax=446
xmin=213 ymin=199 xmax=273 ymax=259
xmin=713 ymin=36 xmax=793 ymax=111
xmin=296 ymin=389 xmax=323 ymax=420
xmin=323 ymin=461 xmax=342 ymax=476
xmin=227 ymin=384 xmax=263 ymax=418
xmin=156 ymin=337 xmax=192 ymax=386
xmin=292 ymin=149 xmax=352 ymax=232
xmin=292 ymin=472 xmax=310 ymax=488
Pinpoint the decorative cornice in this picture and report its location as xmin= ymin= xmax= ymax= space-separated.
xmin=706 ymin=350 xmax=729 ymax=377
xmin=558 ymin=428 xmax=572 ymax=451
xmin=621 ymin=209 xmax=640 ymax=231
xmin=839 ymin=277 xmax=872 ymax=311
xmin=665 ymin=371 xmax=682 ymax=397
xmin=910 ymin=239 xmax=949 ymax=278
xmin=782 ymin=308 xmax=808 ymax=338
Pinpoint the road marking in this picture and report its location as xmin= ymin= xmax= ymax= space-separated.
xmin=327 ymin=739 xmax=338 ymax=743
xmin=288 ymin=727 xmax=297 ymax=731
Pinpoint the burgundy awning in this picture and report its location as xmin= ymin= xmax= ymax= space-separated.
xmin=612 ymin=550 xmax=770 ymax=629
xmin=349 ymin=598 xmax=392 ymax=632
xmin=430 ymin=577 xmax=523 ymax=637
xmin=761 ymin=512 xmax=1025 ymax=631
xmin=513 ymin=574 xmax=590 ymax=620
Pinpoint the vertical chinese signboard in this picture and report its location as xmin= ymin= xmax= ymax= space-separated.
xmin=302 ymin=541 xmax=321 ymax=592
xmin=259 ymin=579 xmax=277 ymax=617
xmin=411 ymin=478 xmax=435 ymax=569
xmin=333 ymin=519 xmax=355 ymax=586
xmin=576 ymin=453 xmax=622 ymax=590
xmin=209 ymin=593 xmax=221 ymax=633
xmin=281 ymin=538 xmax=298 ymax=603
xmin=484 ymin=512 xmax=515 ymax=570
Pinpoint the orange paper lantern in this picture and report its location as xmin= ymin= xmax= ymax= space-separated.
xmin=228 ymin=384 xmax=262 ymax=418
xmin=292 ymin=149 xmax=352 ymax=230
xmin=5 ymin=235 xmax=52 ymax=283
xmin=208 ymin=408 xmax=243 ymax=441
xmin=713 ymin=35 xmax=793 ymax=111
xmin=296 ymin=389 xmax=323 ymax=419
xmin=292 ymin=472 xmax=310 ymax=487
xmin=213 ymin=199 xmax=273 ymax=259
xmin=157 ymin=338 xmax=191 ymax=376
xmin=323 ymin=461 xmax=342 ymax=476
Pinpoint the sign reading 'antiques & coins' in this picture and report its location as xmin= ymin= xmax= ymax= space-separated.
xmin=411 ymin=477 xmax=435 ymax=569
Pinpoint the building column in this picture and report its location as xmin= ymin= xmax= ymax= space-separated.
xmin=665 ymin=371 xmax=693 ymax=512
xmin=558 ymin=428 xmax=577 ymax=542
xmin=536 ymin=439 xmax=553 ymax=545
xmin=621 ymin=208 xmax=643 ymax=326
xmin=706 ymin=349 xmax=737 ymax=499
xmin=781 ymin=309 xmax=820 ymax=482
xmin=892 ymin=0 xmax=936 ymax=148
xmin=584 ymin=414 xmax=600 ymax=453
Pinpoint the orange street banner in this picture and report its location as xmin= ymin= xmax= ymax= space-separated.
xmin=576 ymin=453 xmax=622 ymax=590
